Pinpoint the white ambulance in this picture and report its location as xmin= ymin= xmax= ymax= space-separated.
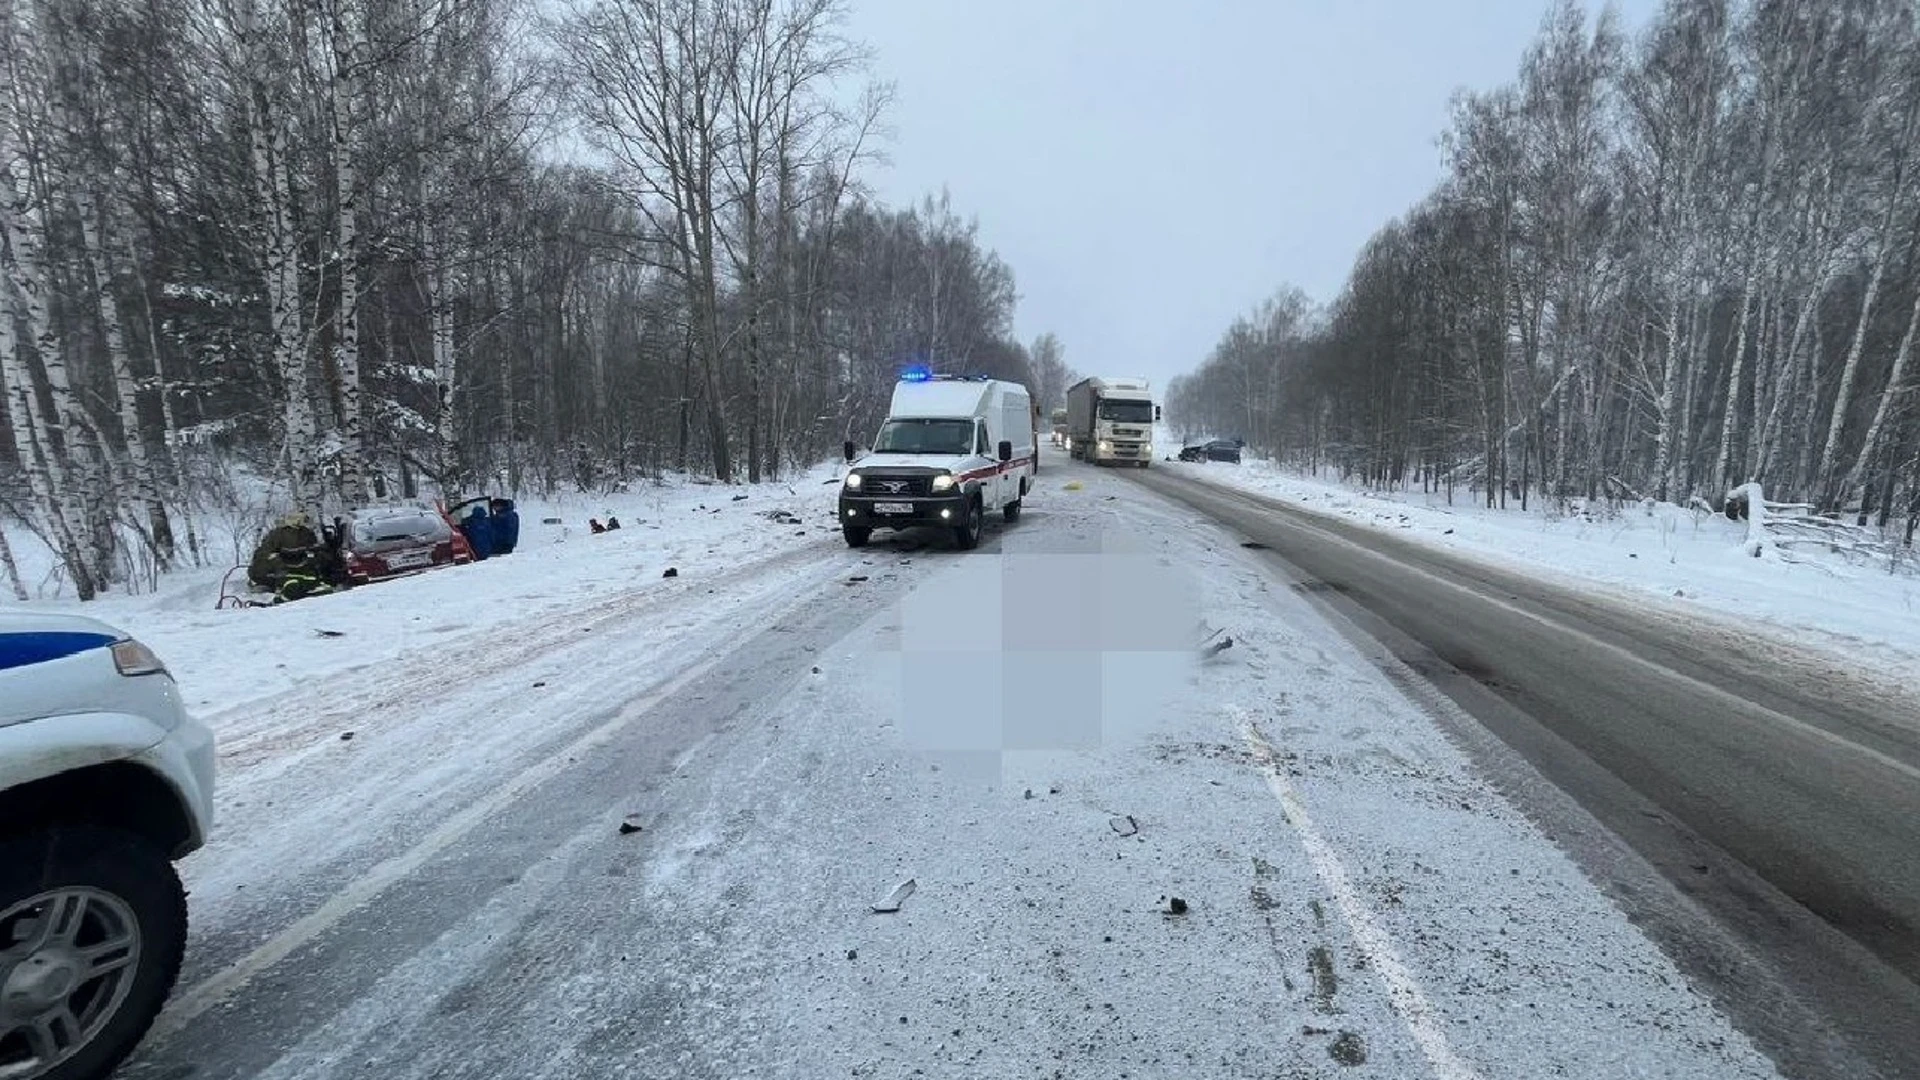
xmin=839 ymin=373 xmax=1039 ymax=549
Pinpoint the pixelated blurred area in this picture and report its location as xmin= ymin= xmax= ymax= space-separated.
xmin=889 ymin=543 xmax=1201 ymax=784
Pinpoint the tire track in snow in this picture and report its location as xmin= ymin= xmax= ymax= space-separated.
xmin=210 ymin=539 xmax=847 ymax=773
xmin=1237 ymin=707 xmax=1486 ymax=1080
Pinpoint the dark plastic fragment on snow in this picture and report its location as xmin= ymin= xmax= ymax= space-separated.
xmin=732 ymin=494 xmax=749 ymax=501
xmin=1161 ymin=896 xmax=1188 ymax=915
xmin=339 ymin=731 xmax=355 ymax=741
xmin=662 ymin=567 xmax=678 ymax=578
xmin=533 ymin=681 xmax=547 ymax=688
xmin=618 ymin=816 xmax=644 ymax=835
xmin=313 ymin=628 xmax=345 ymax=638
xmin=1109 ymin=815 xmax=1138 ymax=837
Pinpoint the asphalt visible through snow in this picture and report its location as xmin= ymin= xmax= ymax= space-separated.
xmin=1129 ymin=462 xmax=1920 ymax=1080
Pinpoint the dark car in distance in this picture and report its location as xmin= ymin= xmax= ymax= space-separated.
xmin=1178 ymin=439 xmax=1244 ymax=463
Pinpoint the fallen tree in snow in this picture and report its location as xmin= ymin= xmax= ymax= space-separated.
xmin=1725 ymin=483 xmax=1906 ymax=571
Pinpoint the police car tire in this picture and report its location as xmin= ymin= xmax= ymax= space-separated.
xmin=0 ymin=827 xmax=187 ymax=1080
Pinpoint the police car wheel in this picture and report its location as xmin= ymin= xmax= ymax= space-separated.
xmin=0 ymin=828 xmax=187 ymax=1080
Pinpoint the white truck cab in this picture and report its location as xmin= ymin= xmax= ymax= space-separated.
xmin=0 ymin=612 xmax=215 ymax=1080
xmin=1066 ymin=376 xmax=1157 ymax=467
xmin=840 ymin=373 xmax=1039 ymax=549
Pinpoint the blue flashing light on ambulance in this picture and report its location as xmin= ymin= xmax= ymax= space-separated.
xmin=839 ymin=372 xmax=1040 ymax=549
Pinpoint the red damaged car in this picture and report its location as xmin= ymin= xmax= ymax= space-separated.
xmin=342 ymin=504 xmax=473 ymax=585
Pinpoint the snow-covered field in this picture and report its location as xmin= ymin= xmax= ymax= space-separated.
xmin=1155 ymin=439 xmax=1920 ymax=684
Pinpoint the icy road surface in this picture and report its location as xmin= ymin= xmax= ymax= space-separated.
xmin=117 ymin=467 xmax=1779 ymax=1080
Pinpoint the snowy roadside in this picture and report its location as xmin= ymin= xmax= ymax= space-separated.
xmin=476 ymin=462 xmax=1781 ymax=1079
xmin=2 ymin=466 xmax=847 ymax=717
xmin=1153 ymin=445 xmax=1920 ymax=683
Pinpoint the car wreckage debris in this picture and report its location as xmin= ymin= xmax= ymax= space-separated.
xmin=872 ymin=878 xmax=917 ymax=913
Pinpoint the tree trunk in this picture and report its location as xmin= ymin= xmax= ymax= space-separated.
xmin=72 ymin=182 xmax=175 ymax=565
xmin=1844 ymin=282 xmax=1920 ymax=503
xmin=0 ymin=131 xmax=102 ymax=597
xmin=329 ymin=0 xmax=368 ymax=504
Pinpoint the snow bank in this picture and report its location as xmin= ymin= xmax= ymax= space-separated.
xmin=2 ymin=466 xmax=846 ymax=717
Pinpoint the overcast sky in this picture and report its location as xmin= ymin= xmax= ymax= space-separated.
xmin=846 ymin=0 xmax=1659 ymax=392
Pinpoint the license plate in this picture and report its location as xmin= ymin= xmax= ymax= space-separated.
xmin=873 ymin=502 xmax=913 ymax=515
xmin=390 ymin=550 xmax=429 ymax=568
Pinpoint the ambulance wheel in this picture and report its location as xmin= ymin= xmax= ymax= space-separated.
xmin=1003 ymin=500 xmax=1021 ymax=523
xmin=954 ymin=499 xmax=983 ymax=550
xmin=842 ymin=526 xmax=870 ymax=548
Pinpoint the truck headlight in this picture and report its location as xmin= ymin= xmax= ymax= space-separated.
xmin=1144 ymin=442 xmax=1152 ymax=454
xmin=844 ymin=473 xmax=862 ymax=489
xmin=931 ymin=473 xmax=957 ymax=492
xmin=1098 ymin=440 xmax=1113 ymax=452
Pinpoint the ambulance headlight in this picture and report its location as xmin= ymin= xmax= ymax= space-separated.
xmin=931 ymin=473 xmax=957 ymax=493
xmin=844 ymin=473 xmax=862 ymax=489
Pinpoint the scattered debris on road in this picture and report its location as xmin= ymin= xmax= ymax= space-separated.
xmin=1108 ymin=815 xmax=1138 ymax=837
xmin=845 ymin=949 xmax=857 ymax=960
xmin=847 ymin=575 xmax=869 ymax=584
xmin=1240 ymin=540 xmax=1267 ymax=550
xmin=532 ymin=681 xmax=547 ymax=688
xmin=872 ymin=878 xmax=917 ymax=913
xmin=1160 ymin=895 xmax=1188 ymax=915
xmin=662 ymin=567 xmax=678 ymax=578
xmin=618 ymin=815 xmax=645 ymax=835
xmin=1328 ymin=1031 xmax=1368 ymax=1066
xmin=732 ymin=494 xmax=749 ymax=501
xmin=339 ymin=731 xmax=355 ymax=741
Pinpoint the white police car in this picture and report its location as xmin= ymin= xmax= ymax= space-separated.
xmin=0 ymin=613 xmax=214 ymax=1080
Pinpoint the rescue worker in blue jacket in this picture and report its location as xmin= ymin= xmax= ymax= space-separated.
xmin=489 ymin=498 xmax=520 ymax=554
xmin=461 ymin=503 xmax=494 ymax=559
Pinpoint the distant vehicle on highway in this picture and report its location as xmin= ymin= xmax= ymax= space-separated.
xmin=0 ymin=612 xmax=215 ymax=1080
xmin=1049 ymin=407 xmax=1068 ymax=448
xmin=1066 ymin=376 xmax=1157 ymax=466
xmin=1179 ymin=439 xmax=1244 ymax=463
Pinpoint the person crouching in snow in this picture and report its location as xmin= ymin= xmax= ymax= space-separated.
xmin=461 ymin=503 xmax=494 ymax=559
xmin=489 ymin=498 xmax=520 ymax=554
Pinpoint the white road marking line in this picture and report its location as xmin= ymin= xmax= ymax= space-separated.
xmin=1237 ymin=709 xmax=1486 ymax=1080
xmin=1195 ymin=481 xmax=1920 ymax=785
xmin=148 ymin=625 xmax=769 ymax=1044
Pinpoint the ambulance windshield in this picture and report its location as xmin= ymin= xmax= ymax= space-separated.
xmin=872 ymin=418 xmax=976 ymax=455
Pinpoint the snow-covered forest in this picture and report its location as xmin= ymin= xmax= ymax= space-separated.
xmin=1169 ymin=0 xmax=1920 ymax=542
xmin=0 ymin=0 xmax=1072 ymax=600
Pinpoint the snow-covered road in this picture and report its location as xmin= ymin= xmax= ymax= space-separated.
xmin=115 ymin=461 xmax=1786 ymax=1079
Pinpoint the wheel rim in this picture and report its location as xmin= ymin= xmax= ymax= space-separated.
xmin=0 ymin=888 xmax=141 ymax=1079
xmin=969 ymin=503 xmax=982 ymax=538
